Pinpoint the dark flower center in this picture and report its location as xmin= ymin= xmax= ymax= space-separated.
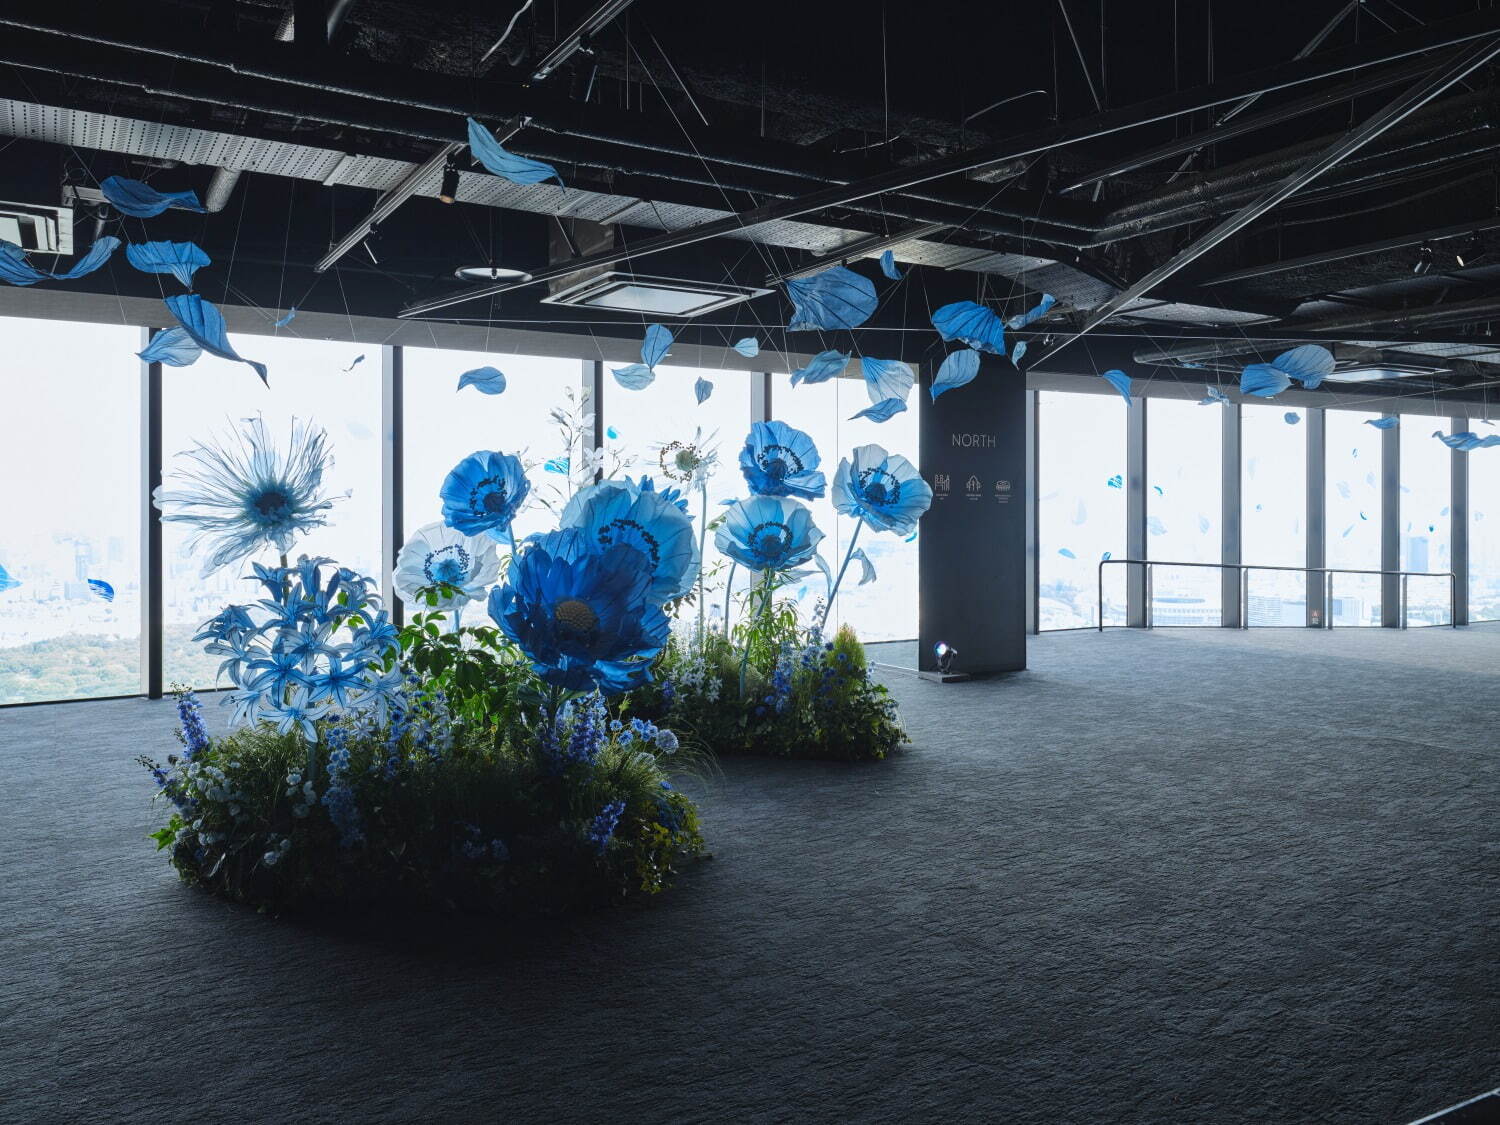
xmin=554 ymin=598 xmax=599 ymax=636
xmin=857 ymin=468 xmax=900 ymax=508
xmin=750 ymin=521 xmax=792 ymax=561
xmin=598 ymin=518 xmax=661 ymax=566
xmin=757 ymin=444 xmax=803 ymax=479
xmin=425 ymin=545 xmax=471 ymax=586
xmin=480 ymin=481 xmax=511 ymax=513
xmin=252 ymin=489 xmax=290 ymax=519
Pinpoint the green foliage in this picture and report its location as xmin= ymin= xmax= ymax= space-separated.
xmin=397 ymin=587 xmax=537 ymax=733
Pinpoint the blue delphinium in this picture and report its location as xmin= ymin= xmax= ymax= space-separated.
xmin=153 ymin=415 xmax=341 ymax=576
xmin=715 ymin=496 xmax=824 ymax=572
xmin=830 ymin=443 xmax=933 ymax=536
xmin=439 ymin=450 xmax=532 ymax=542
xmin=321 ymin=728 xmax=364 ymax=847
xmin=739 ymin=420 xmax=826 ymax=499
xmin=559 ymin=477 xmax=698 ymax=603
xmin=175 ymin=690 xmax=210 ymax=759
xmin=587 ymin=800 xmax=626 ymax=854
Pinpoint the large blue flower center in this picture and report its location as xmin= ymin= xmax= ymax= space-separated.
xmin=598 ymin=518 xmax=660 ymax=566
xmin=857 ymin=468 xmax=900 ymax=508
xmin=757 ymin=444 xmax=803 ymax=480
xmin=250 ymin=488 xmax=290 ymax=521
xmin=478 ymin=479 xmax=512 ymax=514
xmin=750 ymin=521 xmax=792 ymax=562
xmin=424 ymin=545 xmax=471 ymax=587
xmin=553 ymin=598 xmax=599 ymax=637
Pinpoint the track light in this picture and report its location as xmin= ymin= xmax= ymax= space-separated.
xmin=934 ymin=642 xmax=957 ymax=676
xmin=1456 ymin=233 xmax=1487 ymax=268
xmin=1412 ymin=243 xmax=1434 ymax=276
xmin=438 ymin=161 xmax=460 ymax=205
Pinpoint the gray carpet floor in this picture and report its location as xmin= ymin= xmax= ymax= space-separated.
xmin=1 ymin=626 xmax=1496 ymax=1124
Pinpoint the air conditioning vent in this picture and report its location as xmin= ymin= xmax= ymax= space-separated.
xmin=540 ymin=271 xmax=771 ymax=318
xmin=0 ymin=200 xmax=71 ymax=253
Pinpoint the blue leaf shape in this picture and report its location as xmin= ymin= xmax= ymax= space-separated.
xmin=344 ymin=354 xmax=365 ymax=372
xmin=163 ymin=294 xmax=268 ymax=385
xmin=612 ymin=363 xmax=656 ymax=390
xmin=1101 ymin=369 xmax=1132 ymax=402
xmin=791 ymin=349 xmax=848 ymax=386
xmin=1101 ymin=551 xmax=1112 ymax=561
xmin=1147 ymin=516 xmax=1167 ymax=536
xmin=642 ymin=323 xmax=673 ymax=368
xmin=1284 ymin=411 xmax=1301 ymax=425
xmin=273 ymin=308 xmax=297 ymax=328
xmin=0 ymin=235 xmax=121 ymax=286
xmin=850 ymin=397 xmax=908 ymax=423
xmin=732 ymin=336 xmax=760 ymax=358
xmin=457 ymin=366 xmax=507 ymax=395
xmin=465 ymin=118 xmax=562 ymax=185
xmin=1434 ymin=429 xmax=1500 ymax=451
xmin=87 ymin=578 xmax=115 ymax=602
xmin=1058 ymin=548 xmax=1076 ymax=559
xmin=904 ymin=529 xmax=919 ymax=543
xmin=931 ymin=349 xmax=980 ymax=402
xmin=1106 ymin=475 xmax=1122 ymax=489
xmin=1240 ymin=363 xmax=1291 ymax=397
xmin=694 ymin=376 xmax=713 ymax=403
xmin=1199 ymin=386 xmax=1229 ymax=405
xmin=1273 ymin=344 xmax=1335 ymax=390
xmin=1011 ymin=340 xmax=1027 ymax=367
xmin=786 ymin=266 xmax=877 ymax=331
xmin=1198 ymin=515 xmax=1211 ymax=534
xmin=100 ymin=175 xmax=205 ymax=218
xmin=1365 ymin=416 xmax=1398 ymax=429
xmin=860 ymin=357 xmax=914 ymax=404
xmin=1336 ymin=481 xmax=1351 ymax=500
xmin=1153 ymin=485 xmax=1164 ymax=496
xmin=125 ymin=241 xmax=210 ymax=288
xmin=1007 ymin=293 xmax=1056 ymax=330
xmin=606 ymin=426 xmax=619 ymax=439
xmin=543 ymin=457 xmax=569 ymax=474
xmin=0 ymin=564 xmax=20 ymax=594
xmin=137 ymin=326 xmax=202 ymax=367
xmin=879 ymin=250 xmax=903 ymax=280
xmin=931 ymin=300 xmax=1006 ymax=354
xmin=852 ymin=548 xmax=877 ymax=585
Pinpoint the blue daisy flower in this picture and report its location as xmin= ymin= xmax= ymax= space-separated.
xmin=715 ymin=496 xmax=825 ymax=572
xmin=487 ymin=528 xmax=669 ymax=695
xmin=559 ymin=477 xmax=698 ymax=604
xmin=738 ymin=420 xmax=826 ymax=500
xmin=440 ymin=450 xmax=532 ymax=541
xmin=831 ymin=444 xmax=933 ymax=536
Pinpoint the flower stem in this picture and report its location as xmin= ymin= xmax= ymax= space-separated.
xmin=818 ymin=521 xmax=864 ymax=636
xmin=696 ymin=482 xmax=708 ymax=645
xmin=722 ymin=562 xmax=737 ymax=636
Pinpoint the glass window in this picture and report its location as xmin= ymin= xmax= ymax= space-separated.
xmin=0 ymin=317 xmax=142 ymax=704
xmin=1400 ymin=416 xmax=1452 ymax=625
xmin=162 ymin=336 xmax=381 ymax=688
xmin=1241 ymin=404 xmax=1307 ymax=626
xmin=1324 ymin=410 xmax=1383 ymax=626
xmin=1146 ymin=398 xmax=1223 ymax=625
xmin=1469 ymin=419 xmax=1500 ymax=621
xmin=1037 ymin=390 xmax=1126 ymax=629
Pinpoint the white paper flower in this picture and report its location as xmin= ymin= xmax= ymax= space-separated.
xmin=393 ymin=521 xmax=500 ymax=609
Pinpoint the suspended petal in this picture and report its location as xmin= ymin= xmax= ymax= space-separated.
xmin=930 ymin=349 xmax=980 ymax=402
xmin=879 ymin=250 xmax=903 ymax=280
xmin=861 ymin=357 xmax=914 ymax=404
xmin=544 ymin=457 xmax=570 ymax=474
xmin=273 ymin=308 xmax=297 ymax=328
xmin=732 ymin=336 xmax=760 ymax=358
xmin=1365 ymin=416 xmax=1398 ymax=429
xmin=642 ymin=323 xmax=673 ymax=368
xmin=1058 ymin=548 xmax=1076 ymax=559
xmin=850 ymin=397 xmax=908 ymax=423
xmin=791 ymin=349 xmax=848 ymax=386
xmin=1197 ymin=515 xmax=1211 ymax=534
xmin=87 ymin=578 xmax=115 ymax=602
xmin=163 ymin=294 xmax=269 ymax=385
xmin=0 ymin=236 xmax=121 ymax=287
xmin=1006 ymin=293 xmax=1056 ymax=330
xmin=1101 ymin=369 xmax=1132 ymax=403
xmin=1240 ymin=362 xmax=1291 ymax=397
xmin=457 ymin=366 xmax=507 ymax=395
xmin=694 ymin=376 xmax=713 ymax=403
xmin=612 ymin=363 xmax=656 ymax=390
xmin=344 ymin=354 xmax=365 ymax=373
xmin=100 ymin=175 xmax=205 ymax=218
xmin=0 ymin=563 xmax=21 ymax=594
xmin=931 ymin=300 xmax=1006 ymax=354
xmin=125 ymin=240 xmax=210 ymax=288
xmin=852 ymin=548 xmax=877 ymax=585
xmin=1199 ymin=386 xmax=1229 ymax=405
xmin=813 ymin=551 xmax=834 ymax=592
xmin=1274 ymin=344 xmax=1335 ymax=390
xmin=1147 ymin=515 xmax=1167 ymax=536
xmin=465 ymin=118 xmax=562 ymax=185
xmin=1284 ymin=411 xmax=1301 ymax=425
xmin=1011 ymin=340 xmax=1027 ymax=367
xmin=1434 ymin=429 xmax=1500 ymax=451
xmin=137 ymin=326 xmax=202 ymax=367
xmin=1107 ymin=475 xmax=1122 ymax=489
xmin=786 ymin=266 xmax=877 ymax=332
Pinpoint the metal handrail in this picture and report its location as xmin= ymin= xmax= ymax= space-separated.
xmin=1095 ymin=558 xmax=1458 ymax=631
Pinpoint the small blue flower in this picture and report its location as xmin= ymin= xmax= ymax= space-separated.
xmin=440 ymin=450 xmax=531 ymax=541
xmin=739 ymin=421 xmax=826 ymax=499
xmin=587 ymin=799 xmax=626 ymax=854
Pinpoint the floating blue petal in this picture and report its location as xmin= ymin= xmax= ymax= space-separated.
xmin=163 ymin=294 xmax=268 ymax=385
xmin=1433 ymin=429 xmax=1500 ymax=451
xmin=931 ymin=300 xmax=1006 ymax=354
xmin=732 ymin=336 xmax=760 ymax=358
xmin=1011 ymin=340 xmax=1027 ymax=367
xmin=0 ymin=564 xmax=18 ymax=594
xmin=1366 ymin=416 xmax=1398 ymax=429
xmin=457 ymin=366 xmax=507 ymax=395
xmin=125 ymin=241 xmax=210 ymax=288
xmin=642 ymin=323 xmax=673 ymax=369
xmin=1197 ymin=515 xmax=1211 ymax=534
xmin=786 ymin=266 xmax=878 ymax=332
xmin=852 ymin=548 xmax=877 ymax=585
xmin=606 ymin=426 xmax=619 ymax=439
xmin=860 ymin=357 xmax=914 ymax=404
xmin=1101 ymin=369 xmax=1132 ymax=402
xmin=87 ymin=578 xmax=115 ymax=602
xmin=1147 ymin=515 xmax=1167 ymax=536
xmin=791 ymin=349 xmax=848 ymax=386
xmin=931 ymin=349 xmax=980 ymax=402
xmin=1007 ymin=293 xmax=1056 ymax=330
xmin=1107 ymin=475 xmax=1122 ymax=489
xmin=1273 ymin=344 xmax=1335 ymax=390
xmin=1240 ymin=363 xmax=1291 ymax=397
xmin=465 ymin=118 xmax=563 ymax=185
xmin=0 ymin=235 xmax=121 ymax=287
xmin=344 ymin=355 xmax=365 ymax=372
xmin=612 ymin=363 xmax=656 ymax=390
xmin=1058 ymin=548 xmax=1076 ymax=559
xmin=273 ymin=308 xmax=297 ymax=328
xmin=100 ymin=175 xmax=205 ymax=218
xmin=544 ymin=457 xmax=569 ymax=474
xmin=850 ymin=398 xmax=908 ymax=423
xmin=1199 ymin=386 xmax=1229 ymax=405
xmin=879 ymin=250 xmax=903 ymax=280
xmin=694 ymin=376 xmax=713 ymax=404
xmin=1284 ymin=411 xmax=1301 ymax=425
xmin=137 ymin=326 xmax=202 ymax=367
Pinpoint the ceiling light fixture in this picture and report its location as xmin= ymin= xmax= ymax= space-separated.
xmin=438 ymin=161 xmax=461 ymax=205
xmin=455 ymin=264 xmax=533 ymax=283
xmin=1413 ymin=243 xmax=1435 ymax=275
xmin=1456 ymin=233 xmax=1486 ymax=268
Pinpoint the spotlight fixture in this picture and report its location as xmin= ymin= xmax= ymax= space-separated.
xmin=454 ymin=264 xmax=533 ymax=283
xmin=1412 ymin=243 xmax=1435 ymax=276
xmin=1456 ymin=233 xmax=1487 ymax=268
xmin=934 ymin=642 xmax=957 ymax=675
xmin=438 ymin=161 xmax=460 ymax=205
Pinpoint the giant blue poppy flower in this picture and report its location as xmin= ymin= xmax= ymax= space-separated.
xmin=738 ymin=420 xmax=826 ymax=499
xmin=440 ymin=450 xmax=531 ymax=542
xmin=831 ymin=444 xmax=933 ymax=536
xmin=393 ymin=521 xmax=500 ymax=609
xmin=715 ymin=496 xmax=824 ymax=572
xmin=152 ymin=416 xmax=341 ymax=576
xmin=560 ymin=477 xmax=698 ymax=603
xmin=487 ymin=529 xmax=668 ymax=695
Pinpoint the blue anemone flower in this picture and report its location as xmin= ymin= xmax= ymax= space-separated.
xmin=152 ymin=416 xmax=341 ymax=576
xmin=487 ymin=529 xmax=669 ymax=695
xmin=439 ymin=450 xmax=531 ymax=541
xmin=715 ymin=496 xmax=825 ymax=572
xmin=559 ymin=478 xmax=698 ymax=604
xmin=738 ymin=420 xmax=826 ymax=500
xmin=393 ymin=521 xmax=501 ymax=609
xmin=831 ymin=444 xmax=933 ymax=536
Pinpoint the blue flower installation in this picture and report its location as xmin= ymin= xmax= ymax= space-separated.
xmin=125 ymin=241 xmax=210 ymax=288
xmin=440 ymin=450 xmax=532 ymax=541
xmin=87 ymin=578 xmax=115 ymax=602
xmin=465 ymin=118 xmax=563 ymax=185
xmin=613 ymin=323 xmax=674 ymax=390
xmin=931 ymin=300 xmax=1006 ymax=354
xmin=164 ymin=294 xmax=269 ymax=385
xmin=1434 ymin=430 xmax=1500 ymax=451
xmin=715 ymin=496 xmax=825 ymax=572
xmin=786 ymin=266 xmax=878 ymax=332
xmin=1241 ymin=363 xmax=1291 ymax=398
xmin=733 ymin=336 xmax=760 ymax=358
xmin=273 ymin=308 xmax=297 ymax=327
xmin=457 ymin=366 xmax=507 ymax=394
xmin=152 ymin=416 xmax=340 ymax=576
xmin=879 ymin=250 xmax=903 ymax=280
xmin=1011 ymin=340 xmax=1027 ymax=367
xmin=0 ymin=236 xmax=120 ymax=286
xmin=1366 ymin=416 xmax=1398 ymax=429
xmin=850 ymin=397 xmax=907 ymax=423
xmin=739 ymin=420 xmax=826 ymax=500
xmin=137 ymin=327 xmax=202 ymax=367
xmin=560 ymin=478 xmax=698 ymax=603
xmin=694 ymin=376 xmax=713 ymax=403
xmin=791 ymin=349 xmax=849 ymax=385
xmin=612 ymin=363 xmax=655 ymax=390
xmin=1285 ymin=412 xmax=1301 ymax=425
xmin=100 ymin=175 xmax=205 ymax=217
xmin=1271 ymin=344 xmax=1335 ymax=390
xmin=393 ymin=521 xmax=501 ymax=610
xmin=1101 ymin=369 xmax=1132 ymax=402
xmin=832 ymin=444 xmax=933 ymax=536
xmin=860 ymin=356 xmax=914 ymax=404
xmin=1199 ymin=386 xmax=1230 ymax=405
xmin=1007 ymin=293 xmax=1056 ymax=330
xmin=931 ymin=349 xmax=980 ymax=401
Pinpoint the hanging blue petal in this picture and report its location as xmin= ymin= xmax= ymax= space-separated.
xmin=852 ymin=548 xmax=877 ymax=585
xmin=137 ymin=326 xmax=202 ymax=367
xmin=1274 ymin=344 xmax=1335 ymax=390
xmin=931 ymin=300 xmax=1006 ymax=354
xmin=1011 ymin=340 xmax=1027 ymax=367
xmin=850 ymin=397 xmax=908 ymax=423
xmin=124 ymin=241 xmax=210 ymax=288
xmin=544 ymin=457 xmax=570 ymax=474
xmin=344 ymin=354 xmax=365 ymax=373
xmin=1107 ymin=474 xmax=1122 ymax=489
xmin=1199 ymin=386 xmax=1229 ymax=405
xmin=87 ymin=578 xmax=115 ymax=602
xmin=791 ymin=349 xmax=849 ymax=386
xmin=465 ymin=118 xmax=563 ymax=185
xmin=100 ymin=175 xmax=205 ymax=218
xmin=1240 ymin=362 xmax=1291 ymax=397
xmin=1058 ymin=547 xmax=1076 ymax=559
xmin=860 ymin=357 xmax=914 ymax=404
xmin=931 ymin=349 xmax=980 ymax=402
xmin=0 ymin=236 xmax=121 ymax=287
xmin=786 ymin=266 xmax=878 ymax=332
xmin=1007 ymin=293 xmax=1056 ymax=330
xmin=1147 ymin=515 xmax=1167 ymax=536
xmin=694 ymin=376 xmax=713 ymax=403
xmin=642 ymin=323 xmax=673 ymax=368
xmin=1434 ymin=429 xmax=1500 ymax=451
xmin=606 ymin=426 xmax=619 ymax=440
xmin=163 ymin=294 xmax=268 ymax=385
xmin=612 ymin=363 xmax=656 ymax=390
xmin=1197 ymin=515 xmax=1211 ymax=534
xmin=905 ymin=529 xmax=919 ymax=543
xmin=1284 ymin=411 xmax=1301 ymax=425
xmin=1153 ymin=485 xmax=1164 ymax=496
xmin=1101 ymin=369 xmax=1132 ymax=403
xmin=273 ymin=308 xmax=297 ymax=328
xmin=879 ymin=250 xmax=903 ymax=280
xmin=1336 ymin=481 xmax=1352 ymax=500
xmin=1101 ymin=551 xmax=1112 ymax=561
xmin=0 ymin=563 xmax=20 ymax=594
xmin=732 ymin=336 xmax=760 ymax=358
xmin=457 ymin=366 xmax=507 ymax=395
xmin=1365 ymin=416 xmax=1398 ymax=429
